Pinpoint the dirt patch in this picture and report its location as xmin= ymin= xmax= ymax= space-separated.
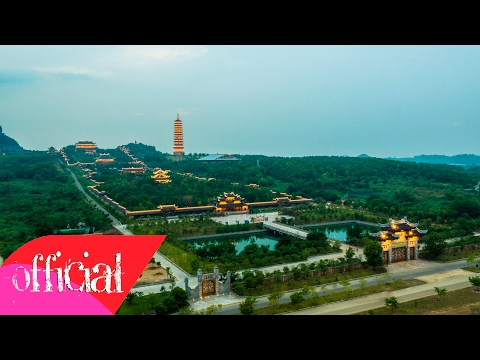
xmin=134 ymin=263 xmax=171 ymax=286
xmin=427 ymin=301 xmax=480 ymax=315
xmin=102 ymin=227 xmax=124 ymax=235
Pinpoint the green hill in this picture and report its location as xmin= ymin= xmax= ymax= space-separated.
xmin=0 ymin=126 xmax=20 ymax=147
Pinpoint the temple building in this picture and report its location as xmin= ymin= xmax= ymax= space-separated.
xmin=75 ymin=140 xmax=97 ymax=153
xmin=173 ymin=114 xmax=184 ymax=156
xmin=95 ymin=153 xmax=115 ymax=164
xmin=151 ymin=168 xmax=172 ymax=184
xmin=369 ymin=217 xmax=428 ymax=264
xmin=214 ymin=192 xmax=249 ymax=213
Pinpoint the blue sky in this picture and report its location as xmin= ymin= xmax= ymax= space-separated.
xmin=1 ymin=45 xmax=479 ymax=158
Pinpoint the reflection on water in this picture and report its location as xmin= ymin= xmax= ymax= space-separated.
xmin=309 ymin=223 xmax=377 ymax=242
xmin=187 ymin=233 xmax=279 ymax=254
xmin=187 ymin=223 xmax=378 ymax=254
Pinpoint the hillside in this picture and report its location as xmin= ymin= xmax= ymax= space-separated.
xmin=0 ymin=126 xmax=20 ymax=148
xmin=64 ymin=143 xmax=480 ymax=233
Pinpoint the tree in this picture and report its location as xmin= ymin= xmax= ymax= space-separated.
xmin=301 ymin=285 xmax=316 ymax=302
xmin=177 ymin=305 xmax=196 ymax=315
xmin=239 ymin=296 xmax=258 ymax=315
xmin=359 ymin=278 xmax=367 ymax=290
xmin=469 ymin=276 xmax=480 ymax=292
xmin=363 ymin=238 xmax=384 ymax=269
xmin=434 ymin=287 xmax=447 ymax=301
xmin=344 ymin=247 xmax=355 ymax=270
xmin=321 ymin=284 xmax=328 ymax=295
xmin=190 ymin=258 xmax=200 ymax=273
xmin=340 ymin=279 xmax=351 ymax=293
xmin=467 ymin=254 xmax=477 ymax=267
xmin=196 ymin=304 xmax=223 ymax=315
xmin=423 ymin=233 xmax=447 ymax=259
xmin=267 ymin=291 xmax=283 ymax=313
xmin=290 ymin=292 xmax=304 ymax=307
xmin=165 ymin=266 xmax=173 ymax=280
xmin=384 ymin=296 xmax=398 ymax=314
xmin=125 ymin=292 xmax=138 ymax=305
xmin=292 ymin=267 xmax=302 ymax=280
xmin=306 ymin=230 xmax=329 ymax=248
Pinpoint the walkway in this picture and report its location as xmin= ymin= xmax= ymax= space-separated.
xmin=263 ymin=222 xmax=308 ymax=239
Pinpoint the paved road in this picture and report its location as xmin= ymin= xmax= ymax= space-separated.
xmin=284 ymin=268 xmax=474 ymax=315
xmin=65 ymin=167 xmax=124 ymax=228
xmin=208 ymin=259 xmax=472 ymax=315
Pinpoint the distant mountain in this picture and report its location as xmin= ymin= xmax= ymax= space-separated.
xmin=357 ymin=154 xmax=371 ymax=158
xmin=0 ymin=126 xmax=28 ymax=154
xmin=0 ymin=126 xmax=20 ymax=147
xmin=385 ymin=154 xmax=480 ymax=167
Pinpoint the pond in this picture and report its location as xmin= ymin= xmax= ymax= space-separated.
xmin=186 ymin=223 xmax=379 ymax=253
xmin=186 ymin=233 xmax=280 ymax=254
xmin=306 ymin=223 xmax=378 ymax=241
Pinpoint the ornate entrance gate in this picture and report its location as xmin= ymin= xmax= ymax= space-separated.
xmin=201 ymin=279 xmax=216 ymax=297
xmin=184 ymin=266 xmax=232 ymax=301
xmin=391 ymin=246 xmax=407 ymax=263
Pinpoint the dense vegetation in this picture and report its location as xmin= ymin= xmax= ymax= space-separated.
xmin=116 ymin=287 xmax=189 ymax=315
xmin=64 ymin=143 xmax=480 ymax=225
xmin=0 ymin=153 xmax=113 ymax=259
xmin=59 ymin=142 xmax=480 ymax=266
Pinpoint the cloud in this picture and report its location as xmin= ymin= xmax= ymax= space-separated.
xmin=120 ymin=45 xmax=208 ymax=65
xmin=32 ymin=65 xmax=112 ymax=78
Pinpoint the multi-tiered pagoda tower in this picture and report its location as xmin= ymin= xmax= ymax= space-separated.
xmin=173 ymin=114 xmax=184 ymax=156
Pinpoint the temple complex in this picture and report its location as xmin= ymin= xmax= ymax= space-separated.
xmin=369 ymin=217 xmax=428 ymax=264
xmin=214 ymin=192 xmax=249 ymax=213
xmin=75 ymin=140 xmax=97 ymax=153
xmin=173 ymin=114 xmax=184 ymax=156
xmin=151 ymin=168 xmax=172 ymax=184
xmin=95 ymin=153 xmax=115 ymax=164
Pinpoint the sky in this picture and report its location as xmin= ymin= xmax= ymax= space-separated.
xmin=1 ymin=45 xmax=479 ymax=159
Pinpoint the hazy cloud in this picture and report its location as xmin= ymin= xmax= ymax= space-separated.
xmin=32 ymin=65 xmax=112 ymax=78
xmin=120 ymin=45 xmax=208 ymax=66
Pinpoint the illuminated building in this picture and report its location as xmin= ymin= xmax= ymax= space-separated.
xmin=369 ymin=217 xmax=428 ymax=264
xmin=173 ymin=114 xmax=184 ymax=156
xmin=75 ymin=140 xmax=97 ymax=153
xmin=151 ymin=168 xmax=172 ymax=184
xmin=214 ymin=192 xmax=249 ymax=213
xmin=95 ymin=153 xmax=115 ymax=164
